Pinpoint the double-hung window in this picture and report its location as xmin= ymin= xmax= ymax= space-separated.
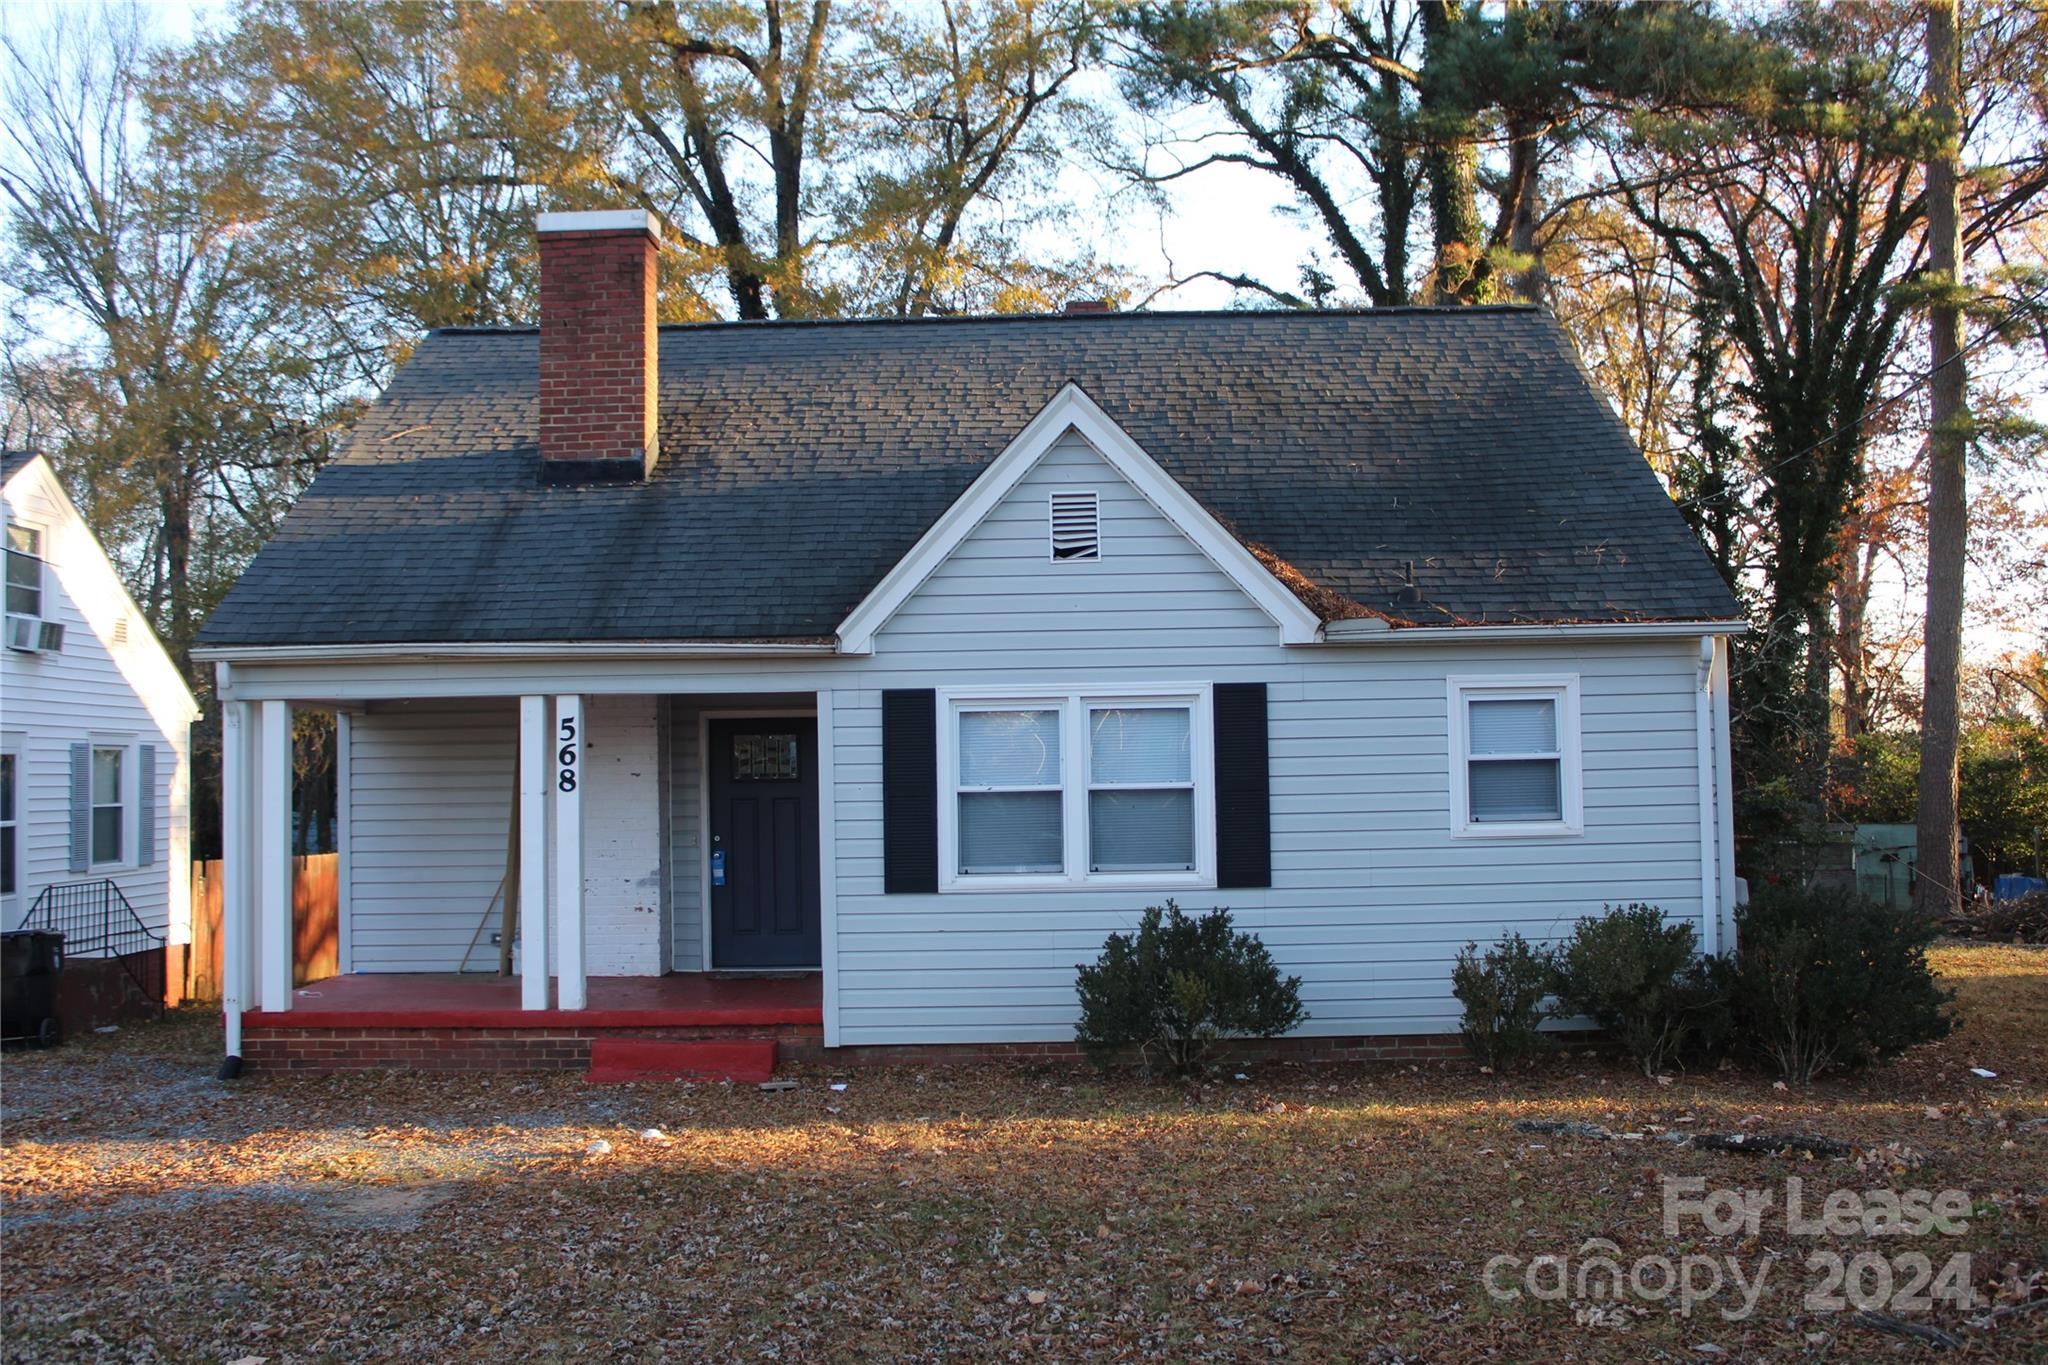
xmin=944 ymin=688 xmax=1212 ymax=888
xmin=5 ymin=525 xmax=43 ymax=618
xmin=91 ymin=745 xmax=125 ymax=865
xmin=0 ymin=747 xmax=17 ymax=897
xmin=1448 ymin=677 xmax=1582 ymax=837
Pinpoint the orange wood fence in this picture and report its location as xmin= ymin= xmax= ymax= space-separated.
xmin=183 ymin=854 xmax=339 ymax=1003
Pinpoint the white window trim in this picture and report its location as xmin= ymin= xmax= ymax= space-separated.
xmin=936 ymin=683 xmax=1215 ymax=893
xmin=5 ymin=522 xmax=46 ymax=621
xmin=88 ymin=734 xmax=136 ymax=870
xmin=1446 ymin=675 xmax=1584 ymax=839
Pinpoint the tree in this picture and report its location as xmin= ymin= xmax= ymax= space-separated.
xmin=1916 ymin=0 xmax=1969 ymax=917
xmin=0 ymin=2 xmax=333 ymax=670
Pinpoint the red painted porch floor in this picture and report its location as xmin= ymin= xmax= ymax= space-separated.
xmin=241 ymin=972 xmax=822 ymax=1030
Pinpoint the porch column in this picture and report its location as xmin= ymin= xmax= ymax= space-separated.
xmin=518 ymin=695 xmax=550 ymax=1010
xmin=256 ymin=699 xmax=294 ymax=1013
xmin=553 ymin=695 xmax=585 ymax=1010
xmin=219 ymin=698 xmax=253 ymax=1055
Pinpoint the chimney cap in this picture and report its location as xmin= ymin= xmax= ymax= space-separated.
xmin=1064 ymin=298 xmax=1113 ymax=315
xmin=537 ymin=209 xmax=661 ymax=242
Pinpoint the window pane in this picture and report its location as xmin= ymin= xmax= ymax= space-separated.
xmin=958 ymin=791 xmax=1062 ymax=874
xmin=5 ymin=576 xmax=37 ymax=616
xmin=0 ymin=753 xmax=13 ymax=821
xmin=1089 ymin=789 xmax=1195 ymax=870
xmin=1089 ymin=707 xmax=1191 ymax=785
xmin=4 ymin=526 xmax=36 ymax=555
xmin=92 ymin=806 xmax=122 ymax=863
xmin=731 ymin=733 xmax=799 ymax=781
xmin=1469 ymin=698 xmax=1557 ymax=755
xmin=958 ymin=710 xmax=1061 ymax=787
xmin=92 ymin=748 xmax=122 ymax=803
xmin=1470 ymin=758 xmax=1562 ymax=822
xmin=1 ymin=824 xmax=13 ymax=895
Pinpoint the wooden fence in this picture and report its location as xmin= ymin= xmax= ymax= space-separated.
xmin=183 ymin=854 xmax=339 ymax=1003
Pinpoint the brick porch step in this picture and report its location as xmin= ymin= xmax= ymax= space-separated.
xmin=585 ymin=1037 xmax=778 ymax=1084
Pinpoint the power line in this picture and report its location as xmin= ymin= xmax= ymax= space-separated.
xmin=1671 ymin=281 xmax=2048 ymax=511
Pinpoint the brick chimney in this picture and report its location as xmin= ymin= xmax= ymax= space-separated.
xmin=536 ymin=210 xmax=660 ymax=484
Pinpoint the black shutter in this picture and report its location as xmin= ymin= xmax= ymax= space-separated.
xmin=1213 ymin=683 xmax=1271 ymax=889
xmin=882 ymin=689 xmax=939 ymax=893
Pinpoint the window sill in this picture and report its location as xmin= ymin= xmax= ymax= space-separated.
xmin=1450 ymin=822 xmax=1583 ymax=840
xmin=940 ymin=871 xmax=1216 ymax=895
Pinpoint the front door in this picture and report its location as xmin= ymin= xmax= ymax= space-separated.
xmin=707 ymin=718 xmax=821 ymax=969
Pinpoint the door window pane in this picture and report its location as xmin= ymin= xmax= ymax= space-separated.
xmin=1089 ymin=789 xmax=1194 ymax=871
xmin=958 ymin=710 xmax=1060 ymax=786
xmin=958 ymin=791 xmax=1062 ymax=874
xmin=0 ymin=752 xmax=15 ymax=896
xmin=1469 ymin=758 xmax=1563 ymax=822
xmin=1088 ymin=707 xmax=1191 ymax=784
xmin=731 ymin=733 xmax=799 ymax=781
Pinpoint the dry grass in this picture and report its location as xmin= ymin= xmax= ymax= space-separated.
xmin=2 ymin=944 xmax=2043 ymax=1362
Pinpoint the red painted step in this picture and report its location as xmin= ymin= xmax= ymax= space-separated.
xmin=585 ymin=1037 xmax=777 ymax=1084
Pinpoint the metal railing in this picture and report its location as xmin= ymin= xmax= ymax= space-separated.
xmin=23 ymin=879 xmax=165 ymax=1012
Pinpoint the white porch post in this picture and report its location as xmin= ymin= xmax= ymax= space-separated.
xmin=518 ymin=695 xmax=550 ymax=1010
xmin=257 ymin=699 xmax=294 ymax=1012
xmin=553 ymin=695 xmax=585 ymax=1010
xmin=219 ymin=695 xmax=252 ymax=1055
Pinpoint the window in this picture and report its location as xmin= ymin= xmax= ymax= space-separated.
xmin=1088 ymin=705 xmax=1194 ymax=871
xmin=1448 ymin=678 xmax=1582 ymax=837
xmin=5 ymin=525 xmax=42 ymax=618
xmin=731 ymin=732 xmax=799 ymax=781
xmin=943 ymin=688 xmax=1211 ymax=888
xmin=0 ymin=750 xmax=16 ymax=897
xmin=91 ymin=745 xmax=125 ymax=864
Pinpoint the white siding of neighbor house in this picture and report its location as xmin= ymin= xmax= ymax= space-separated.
xmin=1 ymin=459 xmax=196 ymax=942
xmin=238 ymin=425 xmax=1718 ymax=1044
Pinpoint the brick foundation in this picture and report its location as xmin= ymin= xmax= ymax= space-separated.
xmin=237 ymin=1025 xmax=1477 ymax=1073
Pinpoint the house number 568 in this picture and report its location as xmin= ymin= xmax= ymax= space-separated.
xmin=557 ymin=715 xmax=579 ymax=792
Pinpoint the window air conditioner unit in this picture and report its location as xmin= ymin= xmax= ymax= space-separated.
xmin=5 ymin=615 xmax=60 ymax=653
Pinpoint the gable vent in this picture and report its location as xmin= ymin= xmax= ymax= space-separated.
xmin=1049 ymin=490 xmax=1100 ymax=562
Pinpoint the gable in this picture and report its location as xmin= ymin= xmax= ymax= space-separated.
xmin=839 ymin=385 xmax=1322 ymax=653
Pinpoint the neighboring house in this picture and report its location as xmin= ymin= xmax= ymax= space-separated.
xmin=194 ymin=210 xmax=1743 ymax=1073
xmin=1 ymin=451 xmax=198 ymax=971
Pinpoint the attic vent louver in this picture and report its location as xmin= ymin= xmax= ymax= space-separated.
xmin=1050 ymin=490 xmax=1100 ymax=562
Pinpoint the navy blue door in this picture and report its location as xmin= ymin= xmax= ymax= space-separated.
xmin=707 ymin=718 xmax=821 ymax=969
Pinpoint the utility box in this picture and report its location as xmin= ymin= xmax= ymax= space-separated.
xmin=1 ymin=929 xmax=65 ymax=1048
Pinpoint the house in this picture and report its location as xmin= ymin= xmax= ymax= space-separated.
xmin=2 ymin=450 xmax=199 ymax=1014
xmin=193 ymin=210 xmax=1743 ymax=1074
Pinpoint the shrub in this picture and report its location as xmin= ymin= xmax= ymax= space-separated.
xmin=1450 ymin=933 xmax=1554 ymax=1071
xmin=1552 ymin=904 xmax=1731 ymax=1076
xmin=1075 ymin=901 xmax=1307 ymax=1075
xmin=1728 ymin=882 xmax=1954 ymax=1082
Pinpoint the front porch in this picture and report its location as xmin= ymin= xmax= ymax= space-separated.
xmin=239 ymin=971 xmax=825 ymax=1074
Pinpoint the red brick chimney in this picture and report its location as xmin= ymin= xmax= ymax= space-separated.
xmin=537 ymin=210 xmax=660 ymax=484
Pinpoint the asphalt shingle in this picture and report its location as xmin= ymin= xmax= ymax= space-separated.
xmin=197 ymin=307 xmax=1741 ymax=647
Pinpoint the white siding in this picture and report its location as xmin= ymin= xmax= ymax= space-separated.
xmin=827 ymin=431 xmax=1708 ymax=1044
xmin=582 ymin=693 xmax=665 ymax=975
xmin=1 ymin=460 xmax=195 ymax=942
xmin=231 ymin=427 xmax=1717 ymax=1044
xmin=345 ymin=700 xmax=514 ymax=971
xmin=665 ymin=701 xmax=705 ymax=970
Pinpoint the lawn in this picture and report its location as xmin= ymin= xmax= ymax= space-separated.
xmin=2 ymin=943 xmax=2043 ymax=1362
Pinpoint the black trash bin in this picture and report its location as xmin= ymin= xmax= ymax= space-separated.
xmin=2 ymin=929 xmax=64 ymax=1048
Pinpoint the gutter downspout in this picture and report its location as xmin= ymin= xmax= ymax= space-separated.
xmin=1695 ymin=637 xmax=1721 ymax=958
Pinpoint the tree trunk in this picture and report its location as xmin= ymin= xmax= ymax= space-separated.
xmin=1915 ymin=0 xmax=1968 ymax=916
xmin=1420 ymin=1 xmax=1484 ymax=304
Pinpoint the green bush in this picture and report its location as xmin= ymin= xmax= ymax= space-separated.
xmin=1728 ymin=882 xmax=1954 ymax=1082
xmin=1450 ymin=933 xmax=1554 ymax=1071
xmin=1552 ymin=904 xmax=1731 ymax=1076
xmin=1075 ymin=901 xmax=1307 ymax=1075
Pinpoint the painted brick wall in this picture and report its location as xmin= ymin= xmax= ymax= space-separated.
xmin=581 ymin=694 xmax=666 ymax=975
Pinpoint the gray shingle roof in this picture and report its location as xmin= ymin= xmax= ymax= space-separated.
xmin=2 ymin=450 xmax=38 ymax=482
xmin=197 ymin=307 xmax=1740 ymax=647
